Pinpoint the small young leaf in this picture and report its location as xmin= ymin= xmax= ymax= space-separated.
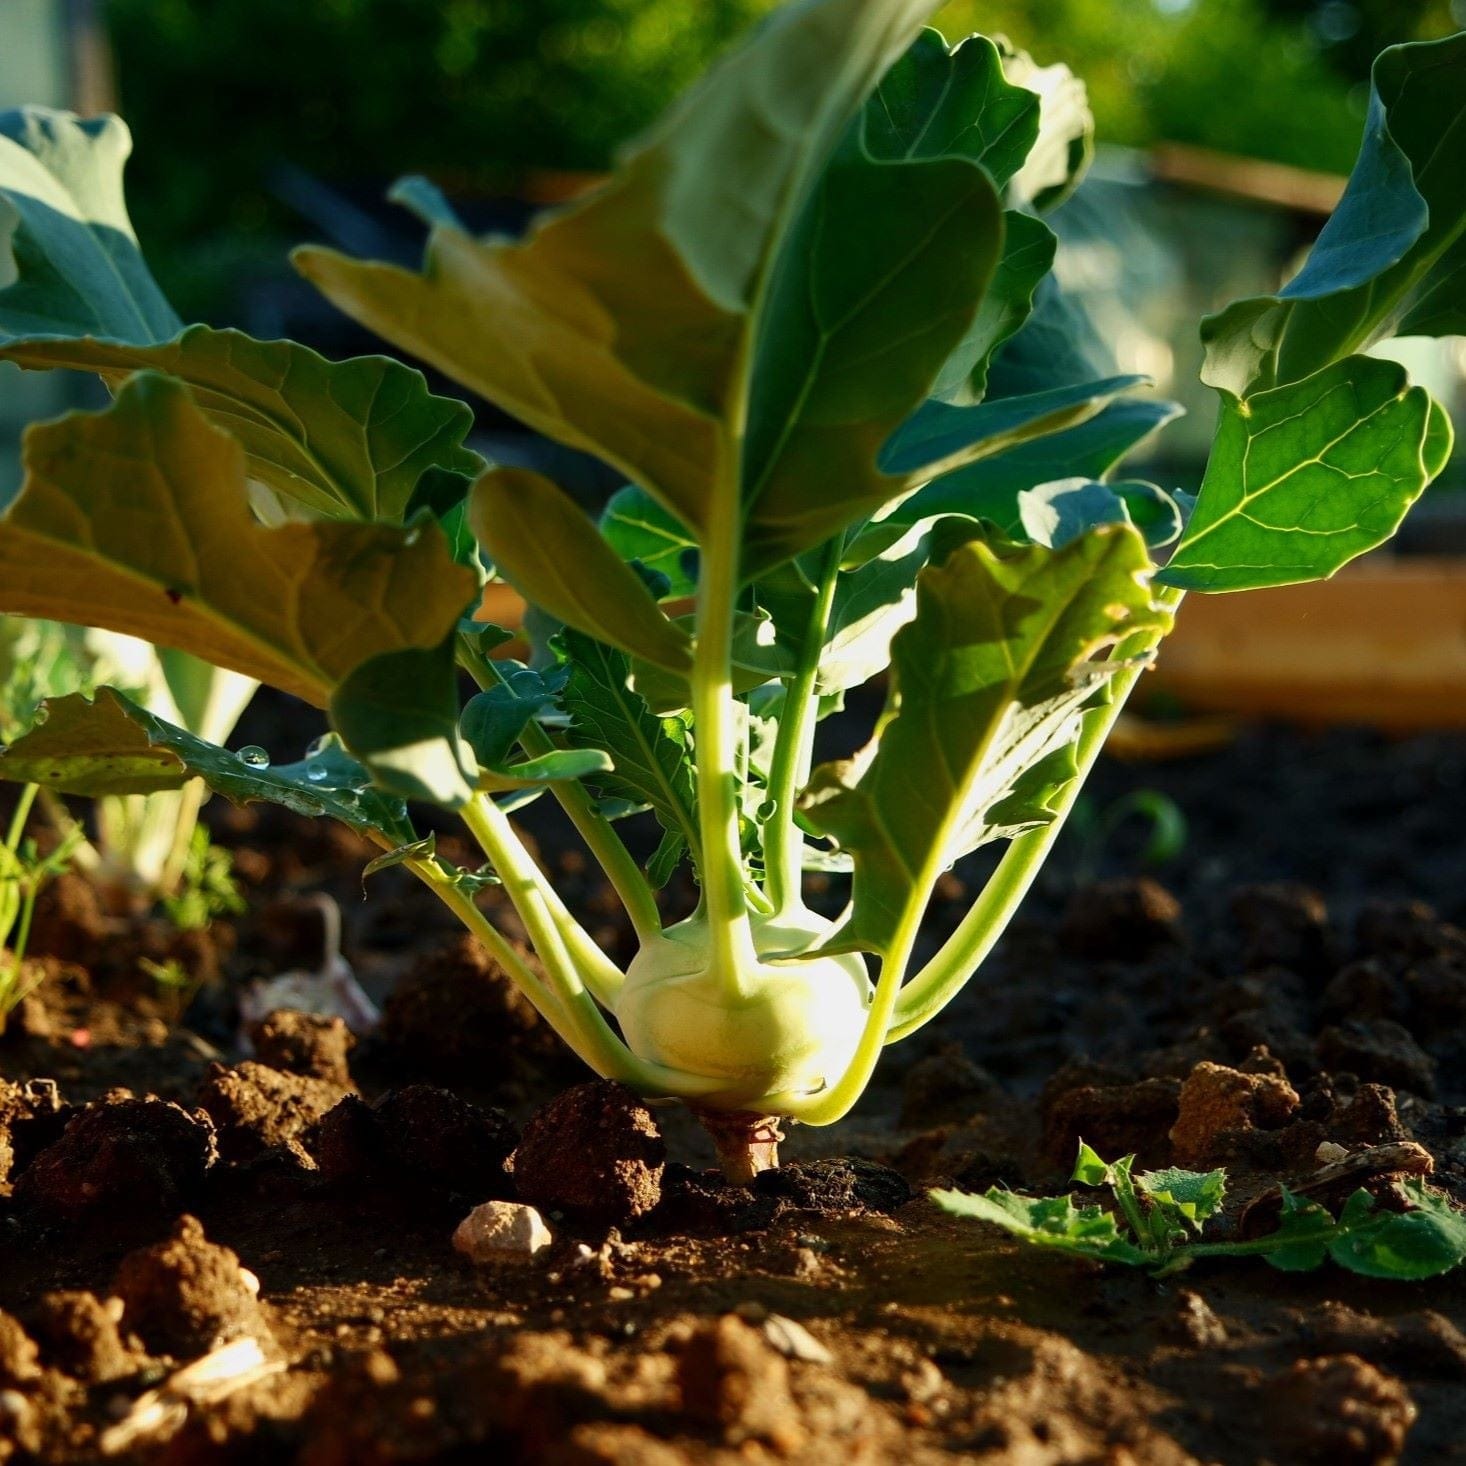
xmin=362 ymin=835 xmax=439 ymax=880
xmin=1137 ymin=1166 xmax=1227 ymax=1229
xmin=471 ymin=467 xmax=693 ymax=674
xmin=331 ymin=637 xmax=478 ymax=808
xmin=599 ymin=488 xmax=700 ymax=600
xmin=459 ymin=664 xmax=567 ymax=770
xmin=1327 ymin=1181 xmax=1466 ymax=1281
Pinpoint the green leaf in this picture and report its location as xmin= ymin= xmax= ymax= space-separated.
xmin=864 ymin=30 xmax=1039 ymax=182
xmin=296 ymin=0 xmax=952 ymax=542
xmin=362 ymin=835 xmax=439 ymax=880
xmin=1263 ymin=1189 xmax=1337 ymax=1273
xmin=628 ymin=609 xmax=796 ymax=713
xmin=330 ymin=638 xmax=477 ymax=808
xmin=0 ymin=109 xmax=481 ymax=523
xmin=1071 ymin=1141 xmax=1115 ymax=1187
xmin=599 ymin=487 xmax=700 ymax=600
xmin=1137 ymin=1166 xmax=1227 ymax=1230
xmin=470 ymin=467 xmax=692 ymax=674
xmin=0 ymin=373 xmax=476 ymax=708
xmin=932 ymin=1187 xmax=1148 ymax=1266
xmin=1201 ymin=34 xmax=1466 ymax=397
xmin=933 ymin=213 xmax=1056 ymax=404
xmin=1019 ymin=478 xmax=1185 ymax=551
xmin=1160 ymin=356 xmax=1434 ymax=593
xmin=459 ymin=664 xmax=567 ymax=770
xmin=0 ymin=690 xmax=415 ymax=844
xmin=1327 ymin=1181 xmax=1466 ymax=1281
xmin=892 ymin=397 xmax=1183 ymax=533
xmin=558 ymin=630 xmax=701 ymax=869
xmin=740 ymin=117 xmax=1003 ymax=570
xmin=800 ymin=526 xmax=1169 ymax=954
xmin=880 ymin=375 xmax=1146 ymax=480
xmin=0 ymin=109 xmax=179 ymax=341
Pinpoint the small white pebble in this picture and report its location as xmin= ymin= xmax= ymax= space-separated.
xmin=762 ymin=1313 xmax=834 ymax=1364
xmin=238 ymin=1268 xmax=261 ymax=1297
xmin=452 ymin=1201 xmax=553 ymax=1264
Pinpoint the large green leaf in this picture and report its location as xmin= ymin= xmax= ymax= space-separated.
xmin=740 ymin=124 xmax=1003 ymax=570
xmin=0 ymin=108 xmax=480 ymax=523
xmin=599 ymin=487 xmax=700 ymax=600
xmin=470 ymin=467 xmax=693 ymax=673
xmin=0 ymin=689 xmax=415 ymax=845
xmin=558 ymin=630 xmax=700 ymax=873
xmin=0 ymin=372 xmax=476 ymax=707
xmin=1201 ymin=34 xmax=1466 ymax=397
xmin=1160 ymin=356 xmax=1435 ymax=593
xmin=296 ymin=0 xmax=949 ymax=540
xmin=800 ymin=526 xmax=1168 ymax=954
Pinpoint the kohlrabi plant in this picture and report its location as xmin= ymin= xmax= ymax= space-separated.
xmin=0 ymin=617 xmax=255 ymax=911
xmin=0 ymin=1 xmax=1459 ymax=1178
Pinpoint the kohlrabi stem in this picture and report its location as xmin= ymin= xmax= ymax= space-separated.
xmin=457 ymin=636 xmax=662 ymax=944
xmin=386 ymin=821 xmax=728 ymax=1100
xmin=887 ymin=589 xmax=1185 ymax=1044
xmin=691 ymin=513 xmax=758 ymax=982
xmin=763 ymin=540 xmax=842 ymax=913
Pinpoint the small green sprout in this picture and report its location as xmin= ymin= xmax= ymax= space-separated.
xmin=160 ymin=826 xmax=248 ymax=933
xmin=0 ymin=784 xmax=85 ymax=1029
xmin=934 ymin=1142 xmax=1466 ymax=1281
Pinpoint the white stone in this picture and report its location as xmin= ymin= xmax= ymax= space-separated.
xmin=452 ymin=1201 xmax=553 ymax=1263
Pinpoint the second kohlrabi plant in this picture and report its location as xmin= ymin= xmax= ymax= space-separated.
xmin=0 ymin=0 xmax=1459 ymax=1178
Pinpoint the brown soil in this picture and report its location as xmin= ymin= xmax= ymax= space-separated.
xmin=2 ymin=719 xmax=1466 ymax=1463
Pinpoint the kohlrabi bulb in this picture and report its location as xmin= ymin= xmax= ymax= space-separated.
xmin=615 ymin=907 xmax=871 ymax=1112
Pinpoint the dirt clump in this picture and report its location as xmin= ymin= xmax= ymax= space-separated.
xmin=1268 ymin=1353 xmax=1416 ymax=1464
xmin=1169 ymin=1060 xmax=1300 ymax=1168
xmin=0 ymin=1311 xmax=41 ymax=1386
xmin=899 ymin=1042 xmax=1001 ymax=1127
xmin=196 ymin=1060 xmax=351 ymax=1165
xmin=249 ymin=1008 xmax=355 ymax=1085
xmin=1042 ymin=1074 xmax=1181 ymax=1170
xmin=15 ymin=1095 xmax=215 ymax=1222
xmin=305 ymin=1084 xmax=517 ymax=1202
xmin=0 ymin=1079 xmax=68 ymax=1190
xmin=374 ymin=934 xmax=563 ymax=1092
xmin=1317 ymin=1020 xmax=1437 ymax=1097
xmin=756 ymin=1157 xmax=911 ymax=1214
xmin=112 ymin=1214 xmax=269 ymax=1359
xmin=514 ymin=1080 xmax=665 ymax=1226
xmin=1059 ymin=877 xmax=1183 ymax=960
xmin=1229 ymin=881 xmax=1335 ymax=977
xmin=28 ymin=1291 xmax=137 ymax=1384
xmin=677 ymin=1314 xmax=803 ymax=1449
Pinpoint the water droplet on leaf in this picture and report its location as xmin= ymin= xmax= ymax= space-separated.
xmin=237 ymin=745 xmax=270 ymax=768
xmin=304 ymin=760 xmax=328 ymax=783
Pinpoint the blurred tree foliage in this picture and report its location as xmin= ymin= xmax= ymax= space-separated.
xmin=104 ymin=0 xmax=1457 ymax=320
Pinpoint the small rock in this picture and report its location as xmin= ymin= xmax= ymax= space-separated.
xmin=29 ymin=1291 xmax=137 ymax=1384
xmin=249 ymin=1009 xmax=355 ymax=1085
xmin=514 ymin=1081 xmax=664 ymax=1226
xmin=16 ymin=1096 xmax=215 ymax=1221
xmin=1170 ymin=1291 xmax=1227 ymax=1348
xmin=1170 ymin=1061 xmax=1299 ymax=1169
xmin=113 ymin=1214 xmax=270 ymax=1358
xmin=761 ymin=1313 xmax=833 ymax=1364
xmin=1060 ymin=878 xmax=1183 ymax=961
xmin=453 ymin=1201 xmax=553 ymax=1263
